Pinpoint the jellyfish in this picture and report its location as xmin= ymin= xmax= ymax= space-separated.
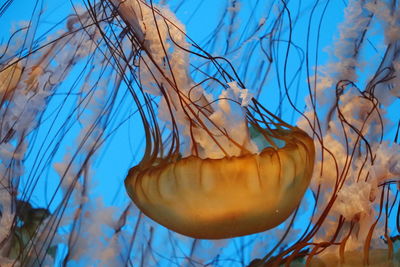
xmin=113 ymin=0 xmax=315 ymax=239
xmin=0 ymin=0 xmax=399 ymax=266
xmin=0 ymin=62 xmax=22 ymax=104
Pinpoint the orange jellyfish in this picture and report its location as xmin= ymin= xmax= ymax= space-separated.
xmin=126 ymin=117 xmax=315 ymax=239
xmin=0 ymin=62 xmax=22 ymax=103
xmin=111 ymin=0 xmax=315 ymax=239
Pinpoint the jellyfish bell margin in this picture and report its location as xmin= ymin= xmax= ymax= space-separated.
xmin=125 ymin=125 xmax=315 ymax=239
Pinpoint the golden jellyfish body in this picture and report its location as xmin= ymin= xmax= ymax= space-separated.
xmin=125 ymin=127 xmax=315 ymax=239
xmin=117 ymin=0 xmax=316 ymax=240
xmin=0 ymin=62 xmax=23 ymax=102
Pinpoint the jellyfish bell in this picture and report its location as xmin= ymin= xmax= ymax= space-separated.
xmin=125 ymin=126 xmax=315 ymax=239
xmin=0 ymin=62 xmax=23 ymax=102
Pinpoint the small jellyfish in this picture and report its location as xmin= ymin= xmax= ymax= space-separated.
xmin=0 ymin=62 xmax=22 ymax=103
